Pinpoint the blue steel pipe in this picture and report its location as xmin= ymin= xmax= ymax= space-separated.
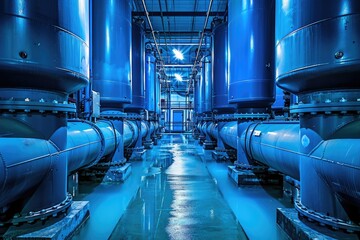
xmin=67 ymin=120 xmax=120 ymax=173
xmin=0 ymin=138 xmax=58 ymax=208
xmin=218 ymin=122 xmax=237 ymax=149
xmin=0 ymin=119 xmax=120 ymax=211
xmin=218 ymin=121 xmax=300 ymax=180
xmin=240 ymin=122 xmax=300 ymax=180
xmin=123 ymin=120 xmax=140 ymax=147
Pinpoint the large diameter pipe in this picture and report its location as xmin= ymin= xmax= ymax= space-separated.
xmin=219 ymin=121 xmax=300 ymax=180
xmin=141 ymin=121 xmax=149 ymax=139
xmin=123 ymin=120 xmax=139 ymax=147
xmin=67 ymin=120 xmax=119 ymax=173
xmin=0 ymin=139 xmax=58 ymax=207
xmin=311 ymin=138 xmax=360 ymax=208
xmin=219 ymin=122 xmax=237 ymax=149
xmin=241 ymin=122 xmax=300 ymax=180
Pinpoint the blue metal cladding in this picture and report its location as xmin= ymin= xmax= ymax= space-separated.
xmin=126 ymin=22 xmax=145 ymax=110
xmin=92 ymin=0 xmax=132 ymax=107
xmin=0 ymin=0 xmax=89 ymax=94
xmin=203 ymin=56 xmax=212 ymax=113
xmin=212 ymin=22 xmax=236 ymax=112
xmin=145 ymin=52 xmax=156 ymax=112
xmin=275 ymin=0 xmax=360 ymax=93
xmin=228 ymin=0 xmax=275 ymax=107
xmin=272 ymin=86 xmax=284 ymax=110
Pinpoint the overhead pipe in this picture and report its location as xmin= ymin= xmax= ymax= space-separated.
xmin=187 ymin=0 xmax=214 ymax=94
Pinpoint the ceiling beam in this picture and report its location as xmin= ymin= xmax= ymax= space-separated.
xmin=133 ymin=11 xmax=225 ymax=17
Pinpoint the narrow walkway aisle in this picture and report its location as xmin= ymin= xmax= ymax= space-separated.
xmin=110 ymin=134 xmax=247 ymax=239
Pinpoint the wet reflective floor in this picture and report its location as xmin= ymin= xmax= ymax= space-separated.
xmin=72 ymin=134 xmax=294 ymax=239
xmin=109 ymin=134 xmax=247 ymax=239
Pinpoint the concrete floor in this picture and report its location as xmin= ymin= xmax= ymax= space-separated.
xmin=72 ymin=134 xmax=292 ymax=239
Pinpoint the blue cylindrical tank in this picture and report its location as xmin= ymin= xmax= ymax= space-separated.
xmin=202 ymin=56 xmax=212 ymax=113
xmin=212 ymin=22 xmax=236 ymax=112
xmin=126 ymin=21 xmax=145 ymax=110
xmin=228 ymin=0 xmax=275 ymax=108
xmin=145 ymin=52 xmax=157 ymax=112
xmin=275 ymin=0 xmax=360 ymax=93
xmin=0 ymin=0 xmax=89 ymax=94
xmin=155 ymin=71 xmax=161 ymax=115
xmin=92 ymin=0 xmax=132 ymax=108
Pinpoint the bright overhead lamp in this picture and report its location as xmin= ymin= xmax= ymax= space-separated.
xmin=174 ymin=73 xmax=183 ymax=81
xmin=172 ymin=49 xmax=184 ymax=60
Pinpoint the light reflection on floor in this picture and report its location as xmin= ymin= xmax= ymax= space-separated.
xmin=71 ymin=134 xmax=293 ymax=240
xmin=110 ymin=134 xmax=247 ymax=239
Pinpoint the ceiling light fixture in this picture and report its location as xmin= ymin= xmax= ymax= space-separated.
xmin=174 ymin=73 xmax=183 ymax=81
xmin=172 ymin=49 xmax=184 ymax=60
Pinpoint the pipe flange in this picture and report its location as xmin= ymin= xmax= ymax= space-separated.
xmin=291 ymin=102 xmax=360 ymax=115
xmin=234 ymin=113 xmax=270 ymax=120
xmin=101 ymin=111 xmax=127 ymax=119
xmin=0 ymin=194 xmax=72 ymax=226
xmin=235 ymin=163 xmax=268 ymax=172
xmin=125 ymin=113 xmax=143 ymax=120
xmin=295 ymin=199 xmax=360 ymax=233
xmin=0 ymin=100 xmax=76 ymax=113
xmin=215 ymin=114 xmax=235 ymax=121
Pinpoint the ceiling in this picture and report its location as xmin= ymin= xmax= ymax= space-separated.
xmin=132 ymin=0 xmax=228 ymax=83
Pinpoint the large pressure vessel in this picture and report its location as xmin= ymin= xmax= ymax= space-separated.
xmin=228 ymin=0 xmax=275 ymax=108
xmin=145 ymin=52 xmax=157 ymax=112
xmin=202 ymin=56 xmax=212 ymax=113
xmin=194 ymin=75 xmax=201 ymax=114
xmin=276 ymin=0 xmax=360 ymax=93
xmin=92 ymin=0 xmax=132 ymax=108
xmin=0 ymin=0 xmax=89 ymax=94
xmin=126 ymin=21 xmax=145 ymax=110
xmin=212 ymin=22 xmax=236 ymax=112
